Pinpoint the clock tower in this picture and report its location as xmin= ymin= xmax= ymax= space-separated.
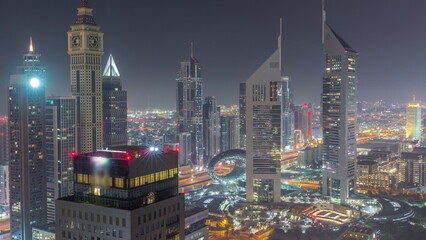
xmin=68 ymin=0 xmax=104 ymax=153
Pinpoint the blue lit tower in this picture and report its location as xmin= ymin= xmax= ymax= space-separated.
xmin=281 ymin=76 xmax=294 ymax=151
xmin=8 ymin=37 xmax=47 ymax=239
xmin=176 ymin=45 xmax=203 ymax=166
xmin=102 ymin=54 xmax=128 ymax=148
xmin=321 ymin=3 xmax=358 ymax=204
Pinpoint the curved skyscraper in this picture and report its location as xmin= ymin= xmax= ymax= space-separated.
xmin=321 ymin=5 xmax=358 ymax=204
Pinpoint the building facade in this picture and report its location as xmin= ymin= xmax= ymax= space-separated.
xmin=45 ymin=97 xmax=77 ymax=223
xmin=184 ymin=207 xmax=209 ymax=240
xmin=102 ymin=54 xmax=128 ymax=148
xmin=294 ymin=103 xmax=313 ymax=145
xmin=281 ymin=76 xmax=293 ymax=151
xmin=239 ymin=82 xmax=246 ymax=149
xmin=176 ymin=51 xmax=203 ymax=166
xmin=203 ymin=97 xmax=220 ymax=164
xmin=406 ymin=102 xmax=421 ymax=141
xmin=8 ymin=38 xmax=47 ymax=239
xmin=55 ymin=146 xmax=184 ymax=240
xmin=321 ymin=8 xmax=358 ymax=204
xmin=177 ymin=132 xmax=192 ymax=166
xmin=220 ymin=116 xmax=240 ymax=152
xmin=68 ymin=0 xmax=104 ymax=154
xmin=245 ymin=24 xmax=282 ymax=203
xmin=0 ymin=118 xmax=9 ymax=210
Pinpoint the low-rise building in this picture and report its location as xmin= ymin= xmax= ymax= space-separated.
xmin=185 ymin=207 xmax=209 ymax=240
xmin=337 ymin=227 xmax=380 ymax=240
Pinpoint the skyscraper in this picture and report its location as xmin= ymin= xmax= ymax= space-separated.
xmin=8 ymin=38 xmax=47 ymax=239
xmin=176 ymin=47 xmax=203 ymax=166
xmin=281 ymin=76 xmax=294 ymax=151
xmin=321 ymin=5 xmax=358 ymax=204
xmin=239 ymin=82 xmax=247 ymax=149
xmin=0 ymin=118 xmax=8 ymax=166
xmin=177 ymin=132 xmax=192 ymax=166
xmin=294 ymin=103 xmax=313 ymax=145
xmin=102 ymin=54 xmax=128 ymax=148
xmin=203 ymin=96 xmax=220 ymax=164
xmin=245 ymin=22 xmax=283 ymax=203
xmin=55 ymin=146 xmax=184 ymax=240
xmin=45 ymin=96 xmax=77 ymax=223
xmin=406 ymin=99 xmax=421 ymax=141
xmin=68 ymin=0 xmax=104 ymax=154
xmin=220 ymin=115 xmax=240 ymax=152
xmin=0 ymin=117 xmax=9 ymax=211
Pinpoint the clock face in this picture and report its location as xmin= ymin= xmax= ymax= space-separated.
xmin=88 ymin=35 xmax=100 ymax=49
xmin=71 ymin=35 xmax=81 ymax=48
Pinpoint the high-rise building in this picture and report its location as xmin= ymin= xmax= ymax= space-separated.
xmin=281 ymin=76 xmax=293 ymax=151
xmin=203 ymin=96 xmax=220 ymax=164
xmin=8 ymin=38 xmax=47 ymax=239
xmin=45 ymin=97 xmax=77 ymax=223
xmin=406 ymin=100 xmax=421 ymax=141
xmin=0 ymin=118 xmax=8 ymax=166
xmin=102 ymin=54 xmax=128 ymax=148
xmin=245 ymin=22 xmax=282 ymax=203
xmin=220 ymin=115 xmax=240 ymax=152
xmin=0 ymin=117 xmax=9 ymax=210
xmin=321 ymin=6 xmax=358 ymax=204
xmin=294 ymin=103 xmax=313 ymax=145
xmin=401 ymin=148 xmax=426 ymax=187
xmin=55 ymin=146 xmax=184 ymax=240
xmin=68 ymin=0 xmax=104 ymax=154
xmin=239 ymin=82 xmax=247 ymax=149
xmin=298 ymin=146 xmax=323 ymax=168
xmin=176 ymin=48 xmax=203 ymax=166
xmin=177 ymin=132 xmax=192 ymax=166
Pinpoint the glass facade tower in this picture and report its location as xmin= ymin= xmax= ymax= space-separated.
xmin=321 ymin=9 xmax=358 ymax=204
xmin=406 ymin=102 xmax=421 ymax=141
xmin=246 ymin=24 xmax=283 ymax=203
xmin=102 ymin=54 xmax=128 ymax=148
xmin=176 ymin=52 xmax=203 ymax=166
xmin=45 ymin=97 xmax=77 ymax=223
xmin=9 ymin=38 xmax=47 ymax=240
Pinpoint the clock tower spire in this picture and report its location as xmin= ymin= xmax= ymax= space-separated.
xmin=68 ymin=0 xmax=104 ymax=153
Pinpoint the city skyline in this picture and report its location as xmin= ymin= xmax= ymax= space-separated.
xmin=2 ymin=0 xmax=426 ymax=114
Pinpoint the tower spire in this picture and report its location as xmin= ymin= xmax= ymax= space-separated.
xmin=29 ymin=36 xmax=34 ymax=52
xmin=322 ymin=0 xmax=326 ymax=44
xmin=103 ymin=54 xmax=120 ymax=77
xmin=190 ymin=42 xmax=194 ymax=59
xmin=80 ymin=0 xmax=90 ymax=8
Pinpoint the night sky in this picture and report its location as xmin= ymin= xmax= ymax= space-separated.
xmin=1 ymin=0 xmax=426 ymax=114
